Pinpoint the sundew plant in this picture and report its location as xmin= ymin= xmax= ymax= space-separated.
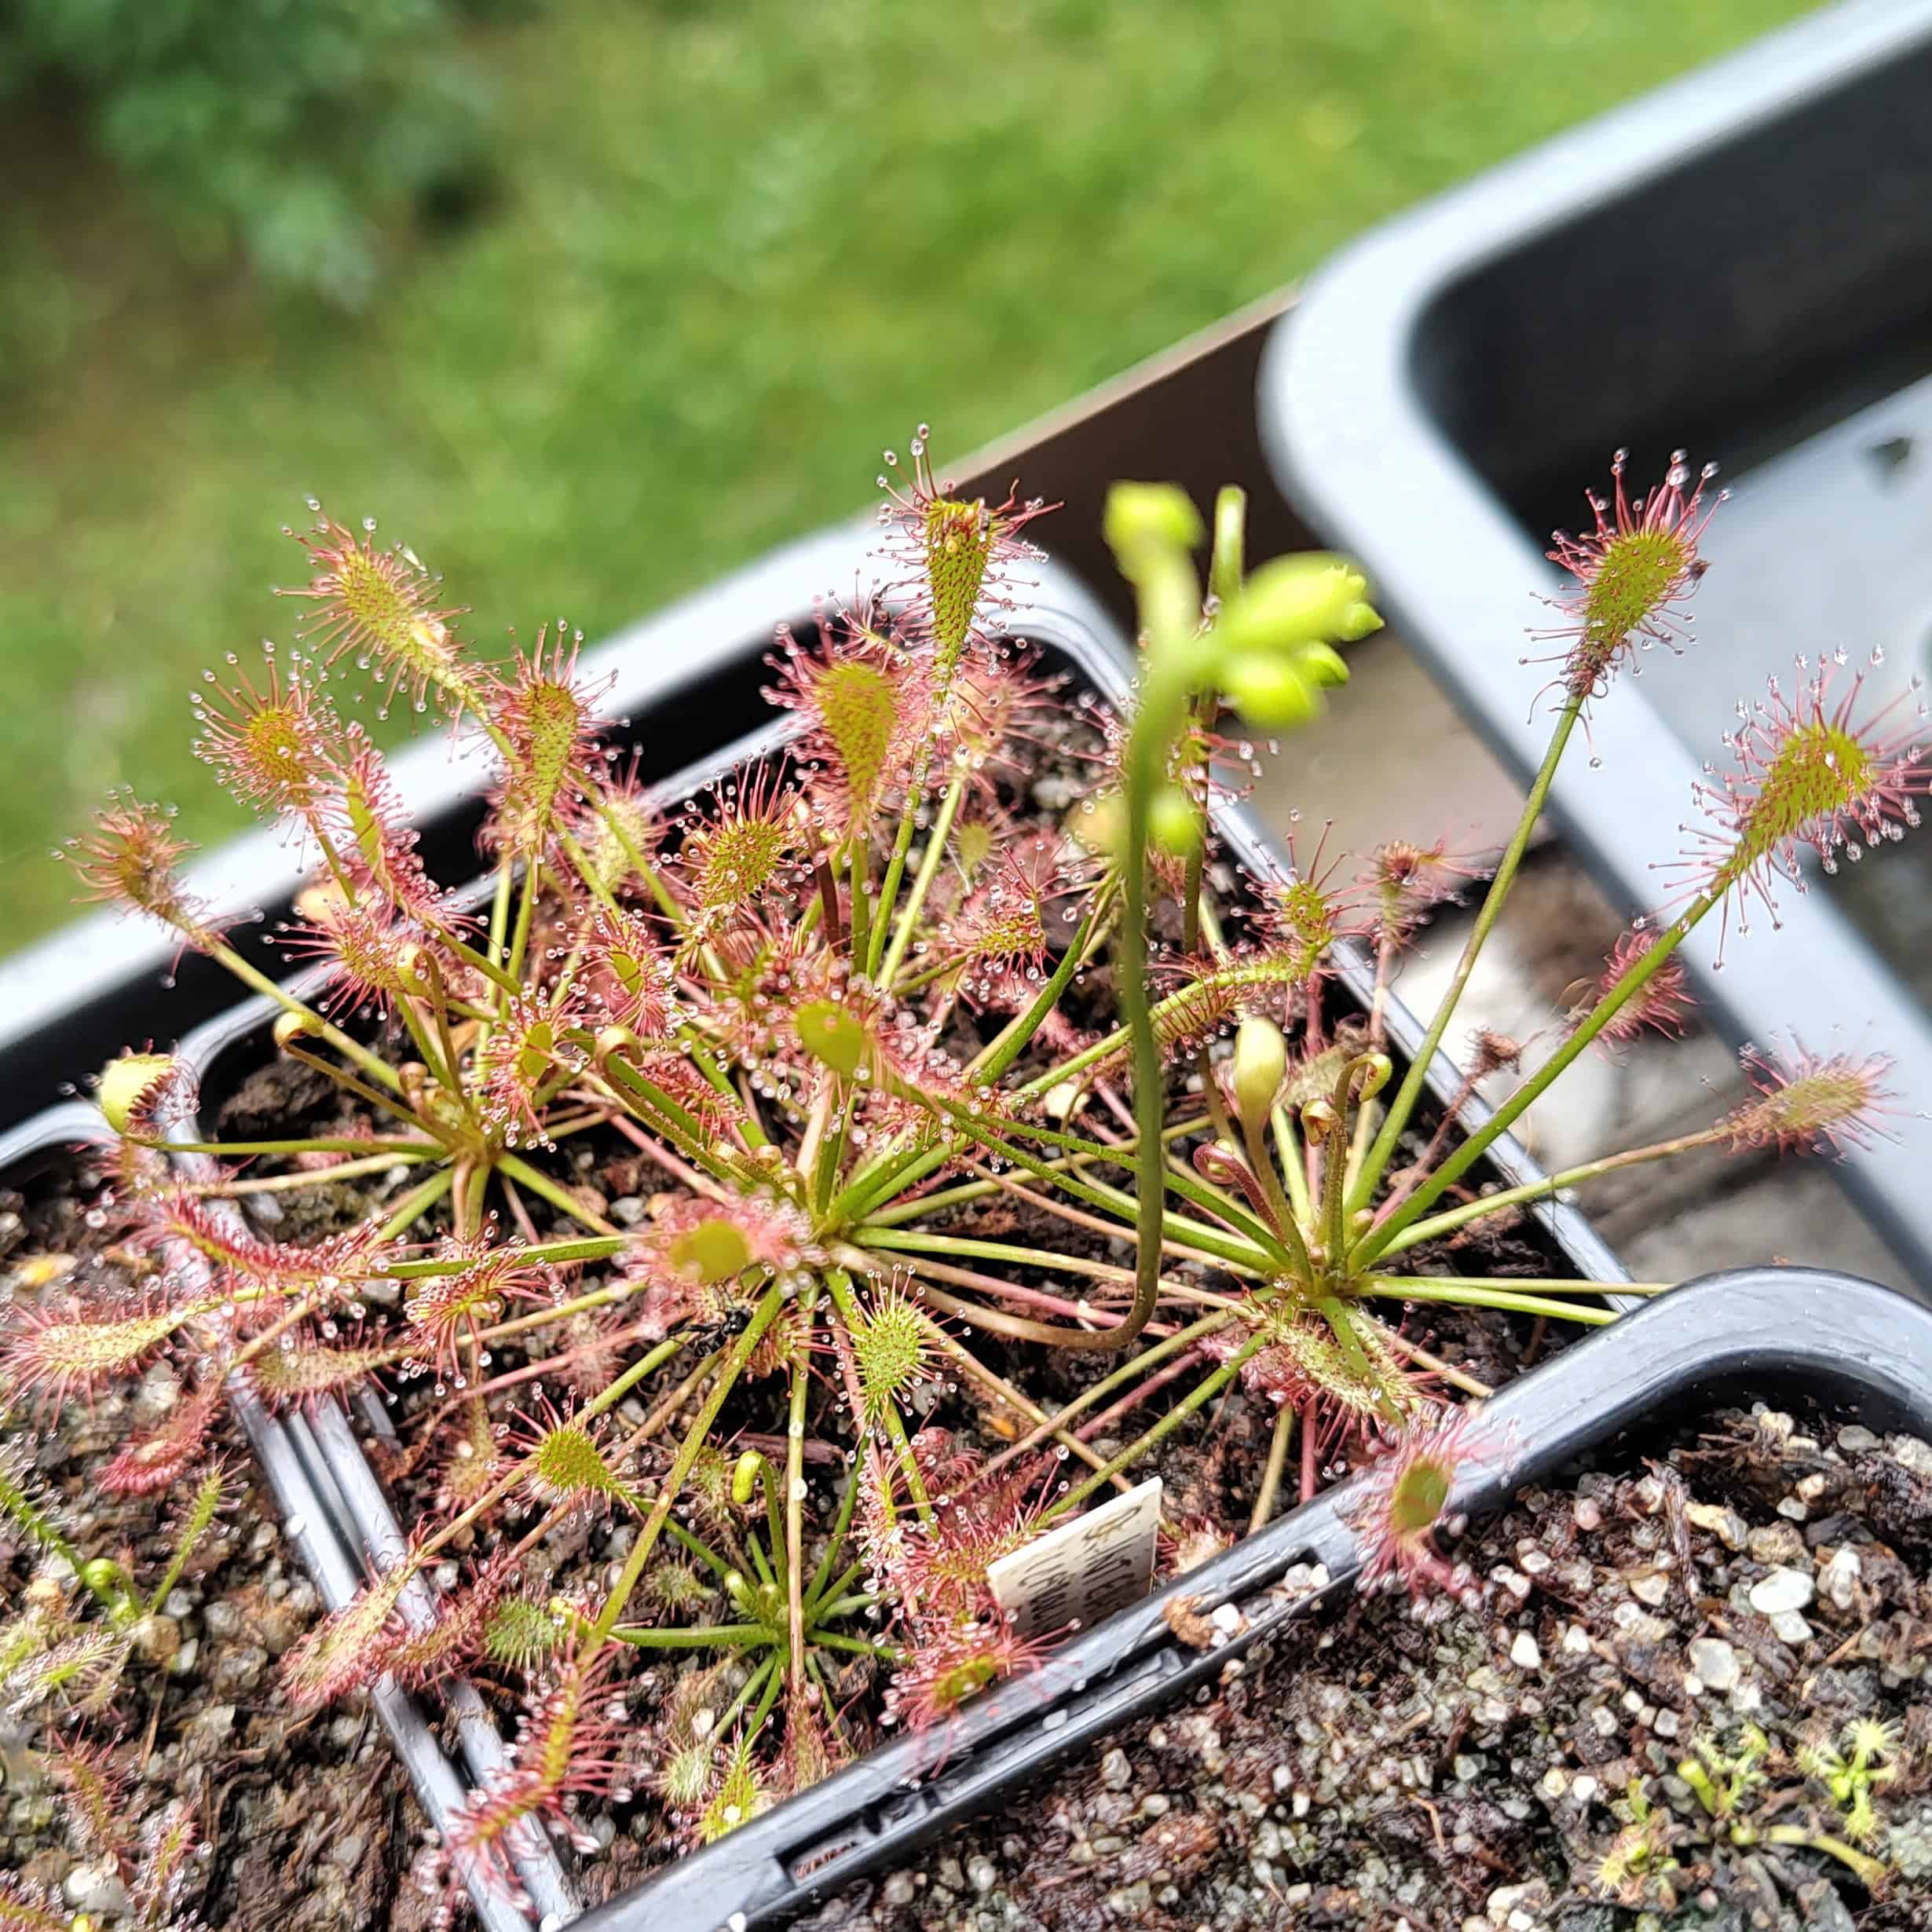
xmin=4 ymin=436 xmax=1920 ymax=1907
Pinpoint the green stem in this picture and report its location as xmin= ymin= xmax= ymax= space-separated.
xmin=784 ymin=1284 xmax=818 ymax=1694
xmin=880 ymin=768 xmax=967 ymax=986
xmin=1272 ymin=1103 xmax=1314 ymax=1226
xmin=1354 ymin=885 xmax=1721 ymax=1268
xmin=595 ymin=798 xmax=682 ymax=924
xmin=853 ymin=1227 xmax=1140 ymax=1283
xmin=964 ymin=902 xmax=1105 ymax=1083
xmin=847 ymin=839 xmax=872 ymax=977
xmin=809 ymin=1593 xmax=879 ymax=1624
xmin=803 ymin=1467 xmax=862 ymax=1613
xmin=208 ymin=942 xmax=404 ymax=1095
xmin=1048 ymin=1330 xmax=1268 ymax=1517
xmin=966 ymin=1311 xmax=1232 ymax=1486
xmin=377 ymin=1167 xmax=454 ymax=1239
xmin=487 ymin=851 xmax=514 ymax=971
xmin=382 ymin=1233 xmax=627 ymax=1279
xmin=721 ymin=1657 xmax=780 ymax=1737
xmin=192 ymin=1147 xmax=438 ymax=1197
xmin=810 ymin=1630 xmax=897 ymax=1660
xmin=1359 ymin=1278 xmax=1617 ymax=1326
xmin=867 ymin=745 xmax=940 ymax=982
xmin=608 ymin=1622 xmax=771 ymax=1650
xmin=1375 ymin=1128 xmax=1725 ymax=1260
xmin=854 ymin=1114 xmax=1207 ymax=1229
xmin=584 ymin=1284 xmax=785 ymax=1648
xmin=1241 ymin=1112 xmax=1310 ymax=1279
xmin=1759 ymin=1827 xmax=1888 ymax=1889
xmin=496 ymin=1152 xmax=620 ymax=1234
xmin=504 ymin=862 xmax=539 ymax=986
xmin=1250 ymin=1399 xmax=1297 ymax=1533
xmin=1348 ymin=696 xmax=1582 ymax=1215
xmin=141 ymin=1134 xmax=437 ymax=1158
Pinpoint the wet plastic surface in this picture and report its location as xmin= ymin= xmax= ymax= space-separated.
xmin=1263 ymin=0 xmax=1932 ymax=1290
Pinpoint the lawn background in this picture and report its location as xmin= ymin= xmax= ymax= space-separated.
xmin=0 ymin=0 xmax=1810 ymax=944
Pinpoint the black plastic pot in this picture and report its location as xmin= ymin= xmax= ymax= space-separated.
xmin=586 ymin=1266 xmax=1932 ymax=1932
xmin=97 ymin=549 xmax=1621 ymax=1928
xmin=1260 ymin=0 xmax=1932 ymax=1293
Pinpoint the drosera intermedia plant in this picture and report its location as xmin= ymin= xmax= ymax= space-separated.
xmin=1591 ymin=1718 xmax=1897 ymax=1907
xmin=5 ymin=431 xmax=1924 ymax=1908
xmin=1093 ymin=451 xmax=1920 ymax=1579
xmin=0 ymin=1453 xmax=229 ymax=1715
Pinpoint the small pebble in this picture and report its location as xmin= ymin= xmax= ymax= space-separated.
xmin=1572 ymin=1498 xmax=1601 ymax=1531
xmin=1628 ymin=1571 xmax=1669 ymax=1606
xmin=1818 ymin=1546 xmax=1861 ymax=1612
xmin=1100 ymin=1749 xmax=1132 ymax=1792
xmin=1686 ymin=1501 xmax=1748 ymax=1550
xmin=1509 ymin=1632 xmax=1541 ymax=1670
xmin=1769 ymin=1609 xmax=1813 ymax=1645
xmin=63 ymin=1866 xmax=130 ymax=1915
xmin=1747 ymin=1567 xmax=1814 ymax=1615
xmin=1747 ymin=1524 xmax=1806 ymax=1564
xmin=1688 ymin=1637 xmax=1739 ymax=1692
xmin=1837 ymin=1425 xmax=1880 ymax=1453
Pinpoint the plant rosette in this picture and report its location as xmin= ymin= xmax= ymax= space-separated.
xmin=5 ymin=432 xmax=1923 ymax=1922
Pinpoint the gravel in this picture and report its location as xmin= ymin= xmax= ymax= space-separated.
xmin=799 ymin=1404 xmax=1932 ymax=1931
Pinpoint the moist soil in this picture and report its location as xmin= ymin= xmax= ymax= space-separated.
xmin=800 ymin=1403 xmax=1932 ymax=1932
xmin=0 ymin=1150 xmax=439 ymax=1931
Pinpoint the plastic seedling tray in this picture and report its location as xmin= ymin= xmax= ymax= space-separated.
xmin=1260 ymin=0 xmax=1932 ymax=1290
xmin=0 ymin=1107 xmax=561 ymax=1932
xmin=152 ymin=564 xmax=1619 ymax=1927
xmin=581 ymin=1265 xmax=1930 ymax=1932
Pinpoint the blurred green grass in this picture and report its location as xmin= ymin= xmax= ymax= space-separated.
xmin=0 ymin=0 xmax=1808 ymax=945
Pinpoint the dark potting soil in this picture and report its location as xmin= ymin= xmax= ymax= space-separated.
xmin=0 ymin=1152 xmax=436 ymax=1931
xmin=800 ymin=1403 xmax=1932 ymax=1932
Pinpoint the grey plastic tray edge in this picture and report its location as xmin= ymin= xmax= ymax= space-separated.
xmin=1257 ymin=0 xmax=1932 ymax=1288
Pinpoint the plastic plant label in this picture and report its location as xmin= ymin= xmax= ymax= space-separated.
xmin=986 ymin=1476 xmax=1163 ymax=1640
